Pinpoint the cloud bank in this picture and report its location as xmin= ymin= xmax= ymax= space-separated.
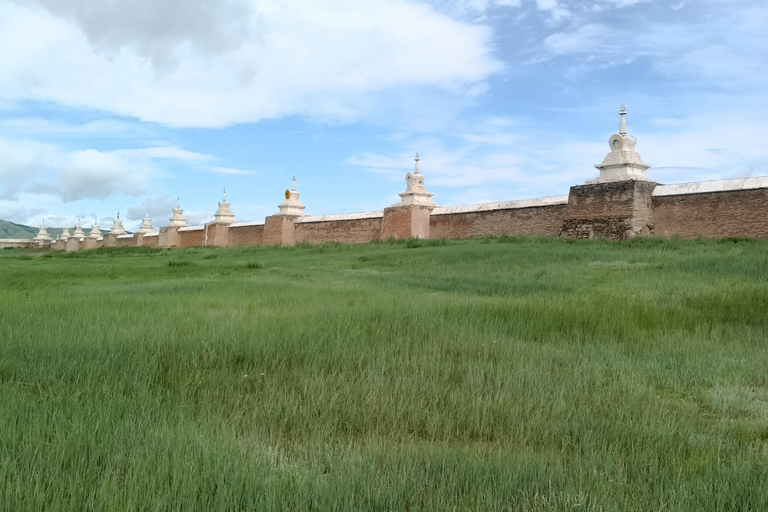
xmin=0 ymin=0 xmax=502 ymax=128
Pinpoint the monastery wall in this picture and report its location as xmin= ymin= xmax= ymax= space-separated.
xmin=295 ymin=213 xmax=384 ymax=244
xmin=141 ymin=233 xmax=160 ymax=248
xmin=15 ymin=109 xmax=768 ymax=252
xmin=228 ymin=223 xmax=265 ymax=246
xmin=430 ymin=198 xmax=568 ymax=239
xmin=652 ymin=179 xmax=768 ymax=239
xmin=178 ymin=227 xmax=205 ymax=247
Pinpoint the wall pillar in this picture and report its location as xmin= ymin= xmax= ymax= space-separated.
xmin=562 ymin=179 xmax=657 ymax=240
xmin=159 ymin=226 xmax=181 ymax=248
xmin=103 ymin=234 xmax=119 ymax=247
xmin=263 ymin=215 xmax=297 ymax=246
xmin=204 ymin=222 xmax=231 ymax=247
xmin=381 ymin=205 xmax=433 ymax=240
xmin=66 ymin=238 xmax=82 ymax=252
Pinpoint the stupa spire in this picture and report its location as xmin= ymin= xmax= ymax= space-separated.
xmin=619 ymin=104 xmax=627 ymax=136
xmin=414 ymin=152 xmax=420 ymax=174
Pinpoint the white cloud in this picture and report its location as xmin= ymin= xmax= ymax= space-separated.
xmin=115 ymin=146 xmax=213 ymax=162
xmin=543 ymin=23 xmax=609 ymax=55
xmin=0 ymin=0 xmax=502 ymax=128
xmin=536 ymin=3 xmax=768 ymax=89
xmin=535 ymin=0 xmax=570 ymax=21
xmin=211 ymin=166 xmax=258 ymax=175
xmin=0 ymin=133 xmax=216 ymax=203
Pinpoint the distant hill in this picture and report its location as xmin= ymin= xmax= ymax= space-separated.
xmin=0 ymin=220 xmax=116 ymax=240
xmin=0 ymin=220 xmax=36 ymax=239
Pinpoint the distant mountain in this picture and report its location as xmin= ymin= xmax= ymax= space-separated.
xmin=0 ymin=220 xmax=117 ymax=240
xmin=0 ymin=220 xmax=36 ymax=239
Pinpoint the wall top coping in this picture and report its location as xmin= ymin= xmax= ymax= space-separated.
xmin=143 ymin=233 xmax=159 ymax=237
xmin=117 ymin=234 xmax=134 ymax=239
xmin=296 ymin=211 xmax=384 ymax=224
xmin=97 ymin=237 xmax=103 ymax=241
xmin=178 ymin=226 xmax=204 ymax=232
xmin=653 ymin=176 xmax=768 ymax=197
xmin=432 ymin=196 xmax=569 ymax=216
xmin=0 ymin=239 xmax=32 ymax=243
xmin=230 ymin=221 xmax=266 ymax=228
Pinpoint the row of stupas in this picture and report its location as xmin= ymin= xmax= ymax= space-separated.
xmin=32 ymin=105 xmax=651 ymax=246
xmin=36 ymin=210 xmax=156 ymax=245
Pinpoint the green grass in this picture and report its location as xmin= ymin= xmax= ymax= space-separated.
xmin=1 ymin=236 xmax=768 ymax=511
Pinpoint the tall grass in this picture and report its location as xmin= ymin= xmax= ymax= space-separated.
xmin=1 ymin=237 xmax=767 ymax=510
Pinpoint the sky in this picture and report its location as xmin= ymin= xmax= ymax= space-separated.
xmin=0 ymin=0 xmax=767 ymax=231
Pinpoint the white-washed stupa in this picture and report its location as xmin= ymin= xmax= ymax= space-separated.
xmin=32 ymin=222 xmax=52 ymax=244
xmin=72 ymin=221 xmax=85 ymax=239
xmin=588 ymin=105 xmax=652 ymax=184
xmin=277 ymin=177 xmax=305 ymax=216
xmin=169 ymin=198 xmax=187 ymax=227
xmin=138 ymin=211 xmax=154 ymax=233
xmin=213 ymin=188 xmax=236 ymax=224
xmin=392 ymin=153 xmax=439 ymax=207
xmin=88 ymin=219 xmax=101 ymax=239
xmin=109 ymin=212 xmax=126 ymax=235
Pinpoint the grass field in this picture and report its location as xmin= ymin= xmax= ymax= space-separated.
xmin=1 ymin=236 xmax=768 ymax=511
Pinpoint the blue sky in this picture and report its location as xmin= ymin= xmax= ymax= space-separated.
xmin=0 ymin=0 xmax=766 ymax=230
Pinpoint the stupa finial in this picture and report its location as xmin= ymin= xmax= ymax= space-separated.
xmin=414 ymin=152 xmax=420 ymax=174
xmin=292 ymin=176 xmax=296 ymax=191
xmin=177 ymin=196 xmax=180 ymax=209
xmin=223 ymin=187 xmax=226 ymax=202
xmin=619 ymin=104 xmax=627 ymax=136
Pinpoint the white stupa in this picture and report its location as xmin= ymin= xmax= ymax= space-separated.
xmin=59 ymin=227 xmax=71 ymax=241
xmin=213 ymin=188 xmax=236 ymax=224
xmin=32 ymin=221 xmax=53 ymax=244
xmin=109 ymin=212 xmax=126 ymax=235
xmin=169 ymin=197 xmax=188 ymax=227
xmin=392 ymin=153 xmax=438 ymax=207
xmin=138 ymin=211 xmax=154 ymax=234
xmin=88 ymin=218 xmax=101 ymax=239
xmin=588 ymin=105 xmax=653 ymax=184
xmin=277 ymin=177 xmax=305 ymax=216
xmin=72 ymin=220 xmax=85 ymax=239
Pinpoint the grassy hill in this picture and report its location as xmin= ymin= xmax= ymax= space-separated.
xmin=0 ymin=219 xmax=37 ymax=239
xmin=1 ymin=237 xmax=767 ymax=510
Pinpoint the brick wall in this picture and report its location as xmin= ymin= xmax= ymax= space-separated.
xmin=229 ymin=224 xmax=264 ymax=246
xmin=205 ymin=223 xmax=230 ymax=247
xmin=653 ymin=188 xmax=768 ymax=239
xmin=430 ymin=204 xmax=566 ymax=239
xmin=138 ymin=234 xmax=160 ymax=248
xmin=562 ymin=180 xmax=655 ymax=240
xmin=295 ymin=217 xmax=383 ymax=244
xmin=263 ymin=215 xmax=297 ymax=246
xmin=178 ymin=229 xmax=204 ymax=247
